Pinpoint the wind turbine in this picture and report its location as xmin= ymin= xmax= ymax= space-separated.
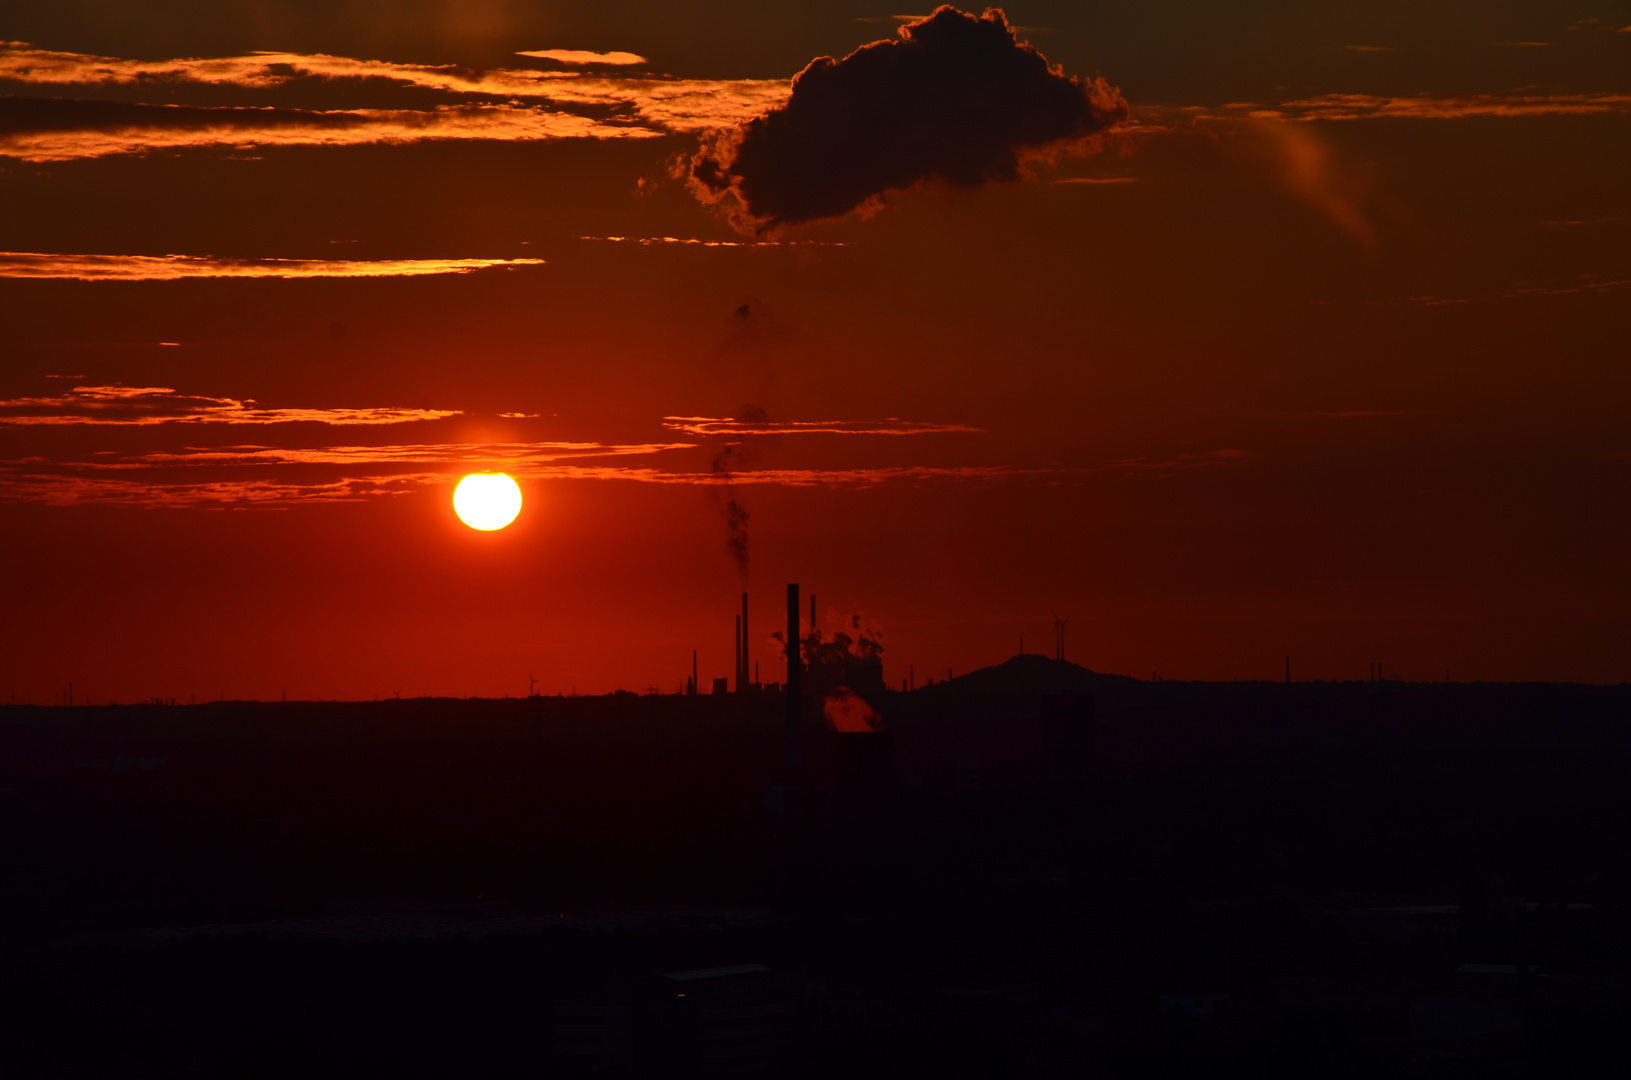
xmin=1051 ymin=610 xmax=1072 ymax=663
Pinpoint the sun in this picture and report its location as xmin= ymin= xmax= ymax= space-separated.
xmin=453 ymin=473 xmax=522 ymax=531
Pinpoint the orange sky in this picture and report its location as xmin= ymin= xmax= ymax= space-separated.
xmin=2 ymin=3 xmax=1629 ymax=702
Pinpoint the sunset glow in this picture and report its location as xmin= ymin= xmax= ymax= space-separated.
xmin=451 ymin=473 xmax=522 ymax=531
xmin=2 ymin=1 xmax=1627 ymax=693
xmin=5 ymin=6 xmax=1630 ymax=1072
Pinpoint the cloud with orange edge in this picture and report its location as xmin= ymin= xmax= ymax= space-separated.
xmin=0 ymin=385 xmax=463 ymax=426
xmin=0 ymin=43 xmax=789 ymax=146
xmin=0 ymin=252 xmax=543 ymax=280
xmin=516 ymin=49 xmax=648 ymax=65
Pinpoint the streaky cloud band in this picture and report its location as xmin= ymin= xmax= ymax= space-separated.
xmin=111 ymin=442 xmax=699 ymax=466
xmin=1 ymin=453 xmax=1253 ymax=507
xmin=516 ymin=49 xmax=648 ymax=66
xmin=1260 ymin=92 xmax=1631 ymax=121
xmin=0 ymin=100 xmax=655 ymax=161
xmin=0 ymin=252 xmax=544 ymax=280
xmin=0 ymin=385 xmax=463 ymax=425
xmin=580 ymin=236 xmax=848 ymax=247
xmin=662 ymin=416 xmax=979 ymax=435
xmin=0 ymin=44 xmax=789 ymax=136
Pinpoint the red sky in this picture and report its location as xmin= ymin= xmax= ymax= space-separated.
xmin=2 ymin=2 xmax=1629 ymax=702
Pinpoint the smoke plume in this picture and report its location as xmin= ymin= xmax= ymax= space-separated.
xmin=774 ymin=611 xmax=885 ymax=670
xmin=824 ymin=687 xmax=882 ymax=732
xmin=689 ymin=6 xmax=1128 ymax=231
xmin=709 ymin=404 xmax=766 ymax=580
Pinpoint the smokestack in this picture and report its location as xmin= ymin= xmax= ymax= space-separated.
xmin=786 ymin=584 xmax=802 ymax=768
xmin=735 ymin=615 xmax=742 ymax=693
xmin=742 ymin=591 xmax=750 ymax=692
xmin=692 ymin=650 xmax=698 ymax=696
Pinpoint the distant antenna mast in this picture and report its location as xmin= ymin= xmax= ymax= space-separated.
xmin=529 ymin=673 xmax=539 ymax=697
xmin=1052 ymin=610 xmax=1071 ymax=663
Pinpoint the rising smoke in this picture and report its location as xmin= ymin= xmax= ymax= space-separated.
xmin=689 ymin=6 xmax=1128 ymax=231
xmin=824 ymin=687 xmax=881 ymax=732
xmin=709 ymin=404 xmax=767 ymax=580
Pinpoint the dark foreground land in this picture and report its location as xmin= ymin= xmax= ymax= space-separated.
xmin=3 ymin=658 xmax=1630 ymax=1078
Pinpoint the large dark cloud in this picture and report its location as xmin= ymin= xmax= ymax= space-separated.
xmin=689 ymin=6 xmax=1127 ymax=231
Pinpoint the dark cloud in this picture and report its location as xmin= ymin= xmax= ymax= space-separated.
xmin=689 ymin=6 xmax=1127 ymax=231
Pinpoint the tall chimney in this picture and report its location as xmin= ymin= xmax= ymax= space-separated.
xmin=786 ymin=584 xmax=802 ymax=768
xmin=735 ymin=615 xmax=742 ymax=694
xmin=741 ymin=591 xmax=750 ymax=692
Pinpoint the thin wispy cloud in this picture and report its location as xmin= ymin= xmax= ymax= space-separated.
xmin=516 ymin=49 xmax=648 ymax=66
xmin=0 ymin=252 xmax=543 ymax=280
xmin=1262 ymin=411 xmax=1405 ymax=419
xmin=0 ymin=386 xmax=462 ymax=426
xmin=0 ymin=471 xmax=436 ymax=508
xmin=2 ymin=446 xmax=1253 ymax=508
xmin=1264 ymin=92 xmax=1631 ymax=121
xmin=0 ymin=462 xmax=1213 ymax=508
xmin=1105 ymin=449 xmax=1252 ymax=476
xmin=578 ymin=236 xmax=847 ymax=247
xmin=0 ymin=43 xmax=789 ymax=145
xmin=1567 ymin=18 xmax=1631 ymax=32
xmin=0 ymin=377 xmax=1249 ymax=507
xmin=0 ymin=98 xmax=656 ymax=162
xmin=663 ymin=416 xmax=979 ymax=435
xmin=1376 ymin=277 xmax=1631 ymax=307
xmin=1051 ymin=176 xmax=1137 ymax=184
xmin=113 ymin=441 xmax=697 ymax=467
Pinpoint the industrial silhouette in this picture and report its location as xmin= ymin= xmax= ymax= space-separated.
xmin=1 ymin=584 xmax=1627 ymax=1077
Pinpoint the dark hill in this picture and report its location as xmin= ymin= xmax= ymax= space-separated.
xmin=911 ymin=654 xmax=1140 ymax=699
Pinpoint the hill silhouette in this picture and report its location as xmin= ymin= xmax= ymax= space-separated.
xmin=912 ymin=654 xmax=1140 ymax=699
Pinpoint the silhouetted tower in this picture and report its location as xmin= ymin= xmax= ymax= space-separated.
xmin=1052 ymin=611 xmax=1071 ymax=662
xmin=786 ymin=584 xmax=802 ymax=768
xmin=735 ymin=615 xmax=742 ymax=693
xmin=741 ymin=591 xmax=749 ymax=691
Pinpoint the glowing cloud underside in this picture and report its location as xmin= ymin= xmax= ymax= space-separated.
xmin=0 ymin=44 xmax=790 ymax=158
xmin=0 ymin=457 xmax=1257 ymax=508
xmin=0 ymin=385 xmax=463 ymax=426
xmin=0 ymin=105 xmax=657 ymax=162
xmin=517 ymin=49 xmax=648 ymax=65
xmin=0 ymin=253 xmax=544 ymax=280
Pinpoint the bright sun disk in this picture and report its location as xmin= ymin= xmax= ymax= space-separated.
xmin=453 ymin=472 xmax=522 ymax=530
